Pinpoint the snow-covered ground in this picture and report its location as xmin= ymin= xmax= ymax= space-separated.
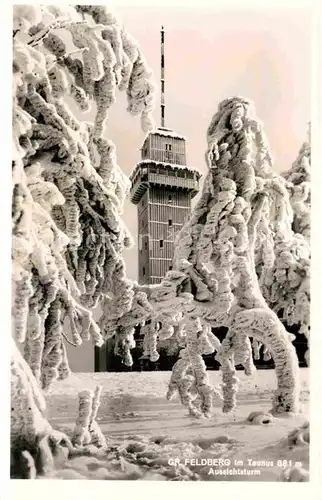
xmin=46 ymin=368 xmax=309 ymax=481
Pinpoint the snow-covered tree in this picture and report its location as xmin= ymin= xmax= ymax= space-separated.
xmin=128 ymin=97 xmax=303 ymax=418
xmin=254 ymin=131 xmax=311 ymax=363
xmin=11 ymin=4 xmax=154 ymax=477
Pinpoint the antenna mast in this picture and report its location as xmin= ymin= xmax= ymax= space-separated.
xmin=161 ymin=26 xmax=165 ymax=127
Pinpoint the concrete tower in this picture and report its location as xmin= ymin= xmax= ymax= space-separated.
xmin=129 ymin=27 xmax=201 ymax=285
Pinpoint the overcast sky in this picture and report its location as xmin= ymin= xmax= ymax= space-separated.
xmin=104 ymin=5 xmax=311 ymax=282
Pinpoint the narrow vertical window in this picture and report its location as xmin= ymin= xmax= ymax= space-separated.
xmin=168 ymin=219 xmax=172 ymax=227
xmin=160 ymin=239 xmax=164 ymax=248
xmin=143 ymin=267 xmax=146 ymax=276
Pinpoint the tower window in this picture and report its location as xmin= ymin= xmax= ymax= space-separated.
xmin=168 ymin=219 xmax=172 ymax=227
xmin=169 ymin=265 xmax=173 ymax=270
xmin=143 ymin=267 xmax=146 ymax=276
xmin=168 ymin=194 xmax=172 ymax=203
xmin=165 ymin=144 xmax=172 ymax=161
xmin=160 ymin=239 xmax=164 ymax=248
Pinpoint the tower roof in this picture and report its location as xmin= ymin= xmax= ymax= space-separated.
xmin=145 ymin=127 xmax=186 ymax=141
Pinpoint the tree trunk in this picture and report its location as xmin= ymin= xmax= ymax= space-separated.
xmin=11 ymin=338 xmax=72 ymax=478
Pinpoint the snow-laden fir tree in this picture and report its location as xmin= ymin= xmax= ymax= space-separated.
xmin=11 ymin=4 xmax=154 ymax=477
xmin=124 ymin=97 xmax=306 ymax=419
xmin=256 ymin=129 xmax=311 ymax=361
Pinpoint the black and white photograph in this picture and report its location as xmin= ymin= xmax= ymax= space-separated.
xmin=5 ymin=0 xmax=321 ymax=494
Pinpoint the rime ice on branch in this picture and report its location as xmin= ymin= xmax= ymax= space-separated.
xmin=283 ymin=131 xmax=311 ymax=240
xmin=131 ymin=97 xmax=304 ymax=417
xmin=72 ymin=385 xmax=106 ymax=448
xmin=12 ymin=4 xmax=154 ymax=477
